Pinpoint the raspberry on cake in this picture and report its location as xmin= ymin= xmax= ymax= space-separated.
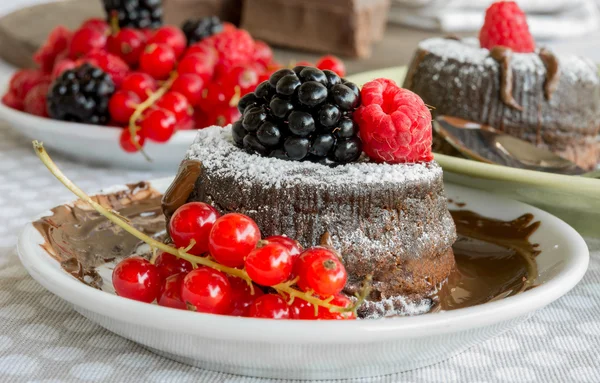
xmin=356 ymin=78 xmax=433 ymax=164
xmin=479 ymin=1 xmax=535 ymax=53
xmin=404 ymin=1 xmax=600 ymax=170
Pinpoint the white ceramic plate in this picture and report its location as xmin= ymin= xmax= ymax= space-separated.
xmin=0 ymin=81 xmax=198 ymax=171
xmin=17 ymin=178 xmax=589 ymax=380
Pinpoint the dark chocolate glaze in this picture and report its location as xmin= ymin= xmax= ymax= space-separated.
xmin=436 ymin=210 xmax=539 ymax=311
xmin=33 ymin=182 xmax=165 ymax=289
xmin=490 ymin=46 xmax=523 ymax=111
xmin=34 ymin=190 xmax=540 ymax=318
xmin=538 ymin=48 xmax=561 ymax=100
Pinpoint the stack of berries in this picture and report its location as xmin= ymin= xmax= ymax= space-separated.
xmin=1 ymin=5 xmax=346 ymax=155
xmin=113 ymin=201 xmax=356 ymax=319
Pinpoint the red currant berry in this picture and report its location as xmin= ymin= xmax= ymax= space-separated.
xmin=177 ymin=54 xmax=214 ymax=83
xmin=139 ymin=44 xmax=176 ymax=80
xmin=208 ymin=213 xmax=261 ymax=268
xmin=51 ymin=58 xmax=76 ymax=79
xmin=109 ymin=90 xmax=140 ymax=124
xmin=156 ymin=91 xmax=191 ymax=122
xmin=252 ymin=40 xmax=273 ymax=67
xmin=82 ymin=50 xmax=130 ymax=88
xmin=171 ymin=74 xmax=204 ymax=106
xmin=199 ymin=81 xmax=234 ymax=112
xmin=2 ymin=91 xmax=23 ymax=111
xmin=107 ymin=28 xmax=146 ymax=67
xmin=245 ymin=243 xmax=292 ymax=286
xmin=80 ymin=18 xmax=109 ymax=34
xmin=141 ymin=108 xmax=177 ymax=142
xmin=119 ymin=128 xmax=145 ymax=153
xmin=290 ymin=297 xmax=318 ymax=319
xmin=121 ymin=72 xmax=158 ymax=101
xmin=248 ymin=294 xmax=290 ymax=319
xmin=178 ymin=115 xmax=195 ymax=130
xmin=69 ymin=27 xmax=107 ymax=59
xmin=140 ymin=28 xmax=154 ymax=42
xmin=148 ymin=26 xmax=187 ymax=58
xmin=228 ymin=277 xmax=264 ymax=316
xmin=193 ymin=108 xmax=210 ymax=129
xmin=224 ymin=66 xmax=259 ymax=94
xmin=316 ymin=55 xmax=346 ymax=77
xmin=296 ymin=247 xmax=347 ymax=296
xmin=112 ymin=256 xmax=161 ymax=303
xmin=158 ymin=273 xmax=187 ymax=310
xmin=169 ymin=202 xmax=220 ymax=255
xmin=265 ymin=235 xmax=302 ymax=262
xmin=222 ymin=22 xmax=237 ymax=33
xmin=181 ymin=267 xmax=232 ymax=314
xmin=155 ymin=251 xmax=193 ymax=280
xmin=318 ymin=294 xmax=356 ymax=320
xmin=184 ymin=43 xmax=218 ymax=65
xmin=206 ymin=106 xmax=241 ymax=127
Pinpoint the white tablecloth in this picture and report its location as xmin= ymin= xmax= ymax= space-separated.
xmin=0 ymin=121 xmax=599 ymax=382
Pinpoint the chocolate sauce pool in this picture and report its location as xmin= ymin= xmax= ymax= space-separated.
xmin=33 ymin=183 xmax=540 ymax=314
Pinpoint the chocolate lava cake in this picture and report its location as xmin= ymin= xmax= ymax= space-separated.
xmin=162 ymin=126 xmax=457 ymax=318
xmin=404 ymin=38 xmax=600 ymax=170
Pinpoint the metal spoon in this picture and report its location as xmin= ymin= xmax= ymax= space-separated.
xmin=433 ymin=115 xmax=600 ymax=178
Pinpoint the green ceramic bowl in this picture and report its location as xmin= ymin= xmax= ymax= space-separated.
xmin=347 ymin=67 xmax=600 ymax=237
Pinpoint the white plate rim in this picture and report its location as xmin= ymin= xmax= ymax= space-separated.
xmin=17 ymin=181 xmax=589 ymax=344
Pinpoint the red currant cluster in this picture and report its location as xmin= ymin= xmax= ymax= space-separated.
xmin=2 ymin=15 xmax=347 ymax=157
xmin=112 ymin=201 xmax=355 ymax=320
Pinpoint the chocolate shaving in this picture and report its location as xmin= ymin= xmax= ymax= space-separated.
xmin=161 ymin=160 xmax=203 ymax=224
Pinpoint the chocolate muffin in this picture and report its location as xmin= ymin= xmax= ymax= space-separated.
xmin=163 ymin=126 xmax=457 ymax=318
xmin=404 ymin=38 xmax=600 ymax=170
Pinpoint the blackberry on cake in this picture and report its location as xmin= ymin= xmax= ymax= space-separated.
xmin=181 ymin=16 xmax=224 ymax=45
xmin=47 ymin=64 xmax=115 ymax=125
xmin=235 ymin=66 xmax=362 ymax=164
xmin=102 ymin=0 xmax=163 ymax=29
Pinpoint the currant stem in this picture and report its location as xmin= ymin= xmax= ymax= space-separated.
xmin=109 ymin=13 xmax=120 ymax=35
xmin=33 ymin=141 xmax=250 ymax=283
xmin=32 ymin=141 xmax=369 ymax=315
xmin=128 ymin=72 xmax=179 ymax=159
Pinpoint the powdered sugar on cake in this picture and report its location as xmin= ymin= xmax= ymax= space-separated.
xmin=419 ymin=37 xmax=600 ymax=85
xmin=186 ymin=126 xmax=442 ymax=189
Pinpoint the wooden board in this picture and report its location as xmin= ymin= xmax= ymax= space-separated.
xmin=0 ymin=0 xmax=471 ymax=73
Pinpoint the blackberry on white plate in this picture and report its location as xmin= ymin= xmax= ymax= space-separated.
xmin=47 ymin=64 xmax=115 ymax=125
xmin=102 ymin=0 xmax=163 ymax=29
xmin=235 ymin=66 xmax=362 ymax=164
xmin=181 ymin=16 xmax=223 ymax=45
